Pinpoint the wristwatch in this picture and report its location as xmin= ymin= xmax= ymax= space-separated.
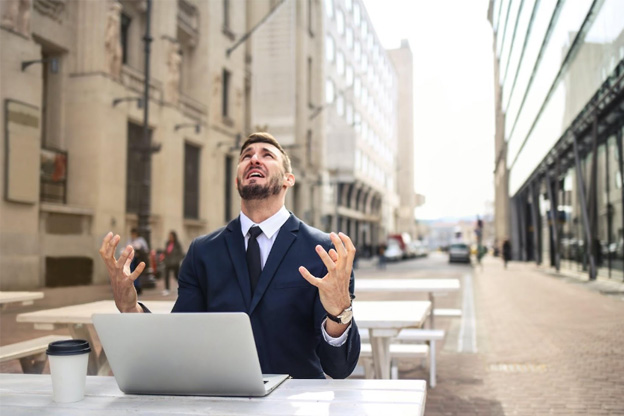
xmin=326 ymin=304 xmax=353 ymax=325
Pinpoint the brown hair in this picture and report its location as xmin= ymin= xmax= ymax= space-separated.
xmin=240 ymin=132 xmax=292 ymax=173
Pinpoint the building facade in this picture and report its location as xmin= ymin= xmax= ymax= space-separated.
xmin=1 ymin=0 xmax=413 ymax=290
xmin=489 ymin=0 xmax=624 ymax=280
xmin=322 ymin=0 xmax=401 ymax=255
xmin=0 ymin=0 xmax=248 ymax=289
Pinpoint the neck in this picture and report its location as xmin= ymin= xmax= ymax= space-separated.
xmin=240 ymin=195 xmax=285 ymax=224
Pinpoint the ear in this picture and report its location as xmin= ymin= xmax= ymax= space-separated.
xmin=284 ymin=173 xmax=295 ymax=188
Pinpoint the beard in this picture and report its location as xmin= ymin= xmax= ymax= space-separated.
xmin=237 ymin=173 xmax=283 ymax=200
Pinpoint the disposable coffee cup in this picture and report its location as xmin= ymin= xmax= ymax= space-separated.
xmin=46 ymin=339 xmax=91 ymax=403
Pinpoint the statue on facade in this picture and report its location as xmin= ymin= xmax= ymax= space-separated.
xmin=166 ymin=42 xmax=182 ymax=104
xmin=1 ymin=0 xmax=32 ymax=37
xmin=105 ymin=1 xmax=123 ymax=79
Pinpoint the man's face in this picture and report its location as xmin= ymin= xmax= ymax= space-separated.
xmin=236 ymin=143 xmax=288 ymax=200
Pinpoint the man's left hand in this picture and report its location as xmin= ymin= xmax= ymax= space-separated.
xmin=299 ymin=232 xmax=355 ymax=317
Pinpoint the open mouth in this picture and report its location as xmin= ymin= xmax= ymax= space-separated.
xmin=246 ymin=169 xmax=265 ymax=180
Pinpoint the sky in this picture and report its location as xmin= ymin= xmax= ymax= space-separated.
xmin=362 ymin=0 xmax=496 ymax=220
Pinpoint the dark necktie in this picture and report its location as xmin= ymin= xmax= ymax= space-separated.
xmin=246 ymin=226 xmax=263 ymax=294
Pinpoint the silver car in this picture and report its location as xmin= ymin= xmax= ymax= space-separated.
xmin=449 ymin=243 xmax=471 ymax=263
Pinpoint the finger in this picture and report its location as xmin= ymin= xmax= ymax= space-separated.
xmin=123 ymin=249 xmax=135 ymax=275
xmin=99 ymin=232 xmax=113 ymax=259
xmin=328 ymin=249 xmax=338 ymax=263
xmin=338 ymin=232 xmax=356 ymax=261
xmin=330 ymin=232 xmax=347 ymax=258
xmin=298 ymin=266 xmax=321 ymax=287
xmin=106 ymin=234 xmax=121 ymax=260
xmin=116 ymin=245 xmax=133 ymax=269
xmin=315 ymin=245 xmax=336 ymax=272
xmin=130 ymin=262 xmax=146 ymax=282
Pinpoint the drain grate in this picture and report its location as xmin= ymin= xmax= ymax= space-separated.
xmin=488 ymin=363 xmax=547 ymax=373
xmin=599 ymin=291 xmax=624 ymax=296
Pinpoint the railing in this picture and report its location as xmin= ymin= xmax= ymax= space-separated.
xmin=40 ymin=147 xmax=67 ymax=204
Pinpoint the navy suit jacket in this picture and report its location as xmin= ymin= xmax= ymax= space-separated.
xmin=171 ymin=214 xmax=361 ymax=379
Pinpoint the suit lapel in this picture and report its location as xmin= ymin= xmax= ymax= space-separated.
xmin=249 ymin=214 xmax=300 ymax=315
xmin=224 ymin=217 xmax=252 ymax=310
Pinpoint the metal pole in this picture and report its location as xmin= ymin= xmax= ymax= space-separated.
xmin=615 ymin=129 xmax=624 ymax=280
xmin=529 ymin=182 xmax=541 ymax=264
xmin=138 ymin=0 xmax=153 ymax=248
xmin=573 ymin=134 xmax=596 ymax=280
xmin=546 ymin=171 xmax=560 ymax=271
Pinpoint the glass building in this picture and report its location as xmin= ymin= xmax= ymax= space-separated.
xmin=489 ymin=0 xmax=624 ymax=280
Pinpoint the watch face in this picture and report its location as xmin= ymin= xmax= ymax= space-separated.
xmin=338 ymin=308 xmax=353 ymax=324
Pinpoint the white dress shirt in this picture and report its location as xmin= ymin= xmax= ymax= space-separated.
xmin=239 ymin=207 xmax=351 ymax=346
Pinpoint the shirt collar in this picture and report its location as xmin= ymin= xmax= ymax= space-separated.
xmin=240 ymin=206 xmax=290 ymax=239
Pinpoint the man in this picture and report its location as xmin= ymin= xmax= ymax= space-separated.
xmin=99 ymin=132 xmax=360 ymax=379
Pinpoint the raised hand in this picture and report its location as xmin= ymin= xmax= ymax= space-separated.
xmin=299 ymin=232 xmax=355 ymax=318
xmin=98 ymin=232 xmax=145 ymax=313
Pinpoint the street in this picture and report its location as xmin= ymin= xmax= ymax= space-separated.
xmin=2 ymin=252 xmax=624 ymax=415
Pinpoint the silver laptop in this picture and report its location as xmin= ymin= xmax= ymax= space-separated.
xmin=92 ymin=313 xmax=289 ymax=397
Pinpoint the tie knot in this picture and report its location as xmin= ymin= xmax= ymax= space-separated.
xmin=249 ymin=226 xmax=263 ymax=239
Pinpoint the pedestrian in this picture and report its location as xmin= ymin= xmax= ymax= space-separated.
xmin=159 ymin=231 xmax=185 ymax=296
xmin=127 ymin=228 xmax=149 ymax=295
xmin=99 ymin=132 xmax=361 ymax=379
xmin=377 ymin=243 xmax=387 ymax=270
xmin=502 ymin=239 xmax=511 ymax=269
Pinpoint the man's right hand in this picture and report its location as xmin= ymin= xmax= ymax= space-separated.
xmin=99 ymin=232 xmax=145 ymax=313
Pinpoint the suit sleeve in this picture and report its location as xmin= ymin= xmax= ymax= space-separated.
xmin=315 ymin=269 xmax=361 ymax=379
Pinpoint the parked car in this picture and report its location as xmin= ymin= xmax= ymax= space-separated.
xmin=388 ymin=233 xmax=416 ymax=258
xmin=384 ymin=240 xmax=404 ymax=261
xmin=449 ymin=243 xmax=471 ymax=263
xmin=409 ymin=240 xmax=429 ymax=258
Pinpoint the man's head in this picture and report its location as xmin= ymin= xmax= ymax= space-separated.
xmin=236 ymin=132 xmax=295 ymax=201
xmin=130 ymin=228 xmax=139 ymax=238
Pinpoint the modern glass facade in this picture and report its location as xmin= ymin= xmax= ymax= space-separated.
xmin=490 ymin=0 xmax=624 ymax=280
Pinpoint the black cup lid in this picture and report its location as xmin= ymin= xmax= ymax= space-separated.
xmin=46 ymin=339 xmax=91 ymax=356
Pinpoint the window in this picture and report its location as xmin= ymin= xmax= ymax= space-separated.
xmin=325 ymin=79 xmax=335 ymax=104
xmin=354 ymin=40 xmax=361 ymax=61
xmin=361 ymin=19 xmax=367 ymax=38
xmin=345 ymin=0 xmax=353 ymax=11
xmin=223 ymin=0 xmax=230 ymax=31
xmin=325 ymin=35 xmax=335 ymax=62
xmin=336 ymin=51 xmax=345 ymax=75
xmin=354 ymin=76 xmax=361 ymax=97
xmin=224 ymin=155 xmax=232 ymax=222
xmin=336 ymin=9 xmax=345 ymax=35
xmin=336 ymin=94 xmax=344 ymax=116
xmin=308 ymin=0 xmax=315 ymax=36
xmin=184 ymin=142 xmax=201 ymax=219
xmin=308 ymin=57 xmax=314 ymax=107
xmin=353 ymin=3 xmax=360 ymax=25
xmin=346 ymin=102 xmax=353 ymax=124
xmin=222 ymin=69 xmax=231 ymax=118
xmin=126 ymin=122 xmax=151 ymax=214
xmin=324 ymin=0 xmax=333 ymax=18
xmin=346 ymin=27 xmax=353 ymax=49
xmin=346 ymin=65 xmax=353 ymax=86
xmin=121 ymin=12 xmax=131 ymax=65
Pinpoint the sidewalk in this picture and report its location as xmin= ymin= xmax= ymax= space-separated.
xmin=410 ymin=256 xmax=624 ymax=415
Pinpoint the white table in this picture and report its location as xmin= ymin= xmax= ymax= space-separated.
xmin=353 ymin=300 xmax=431 ymax=380
xmin=0 ymin=291 xmax=44 ymax=310
xmin=15 ymin=299 xmax=431 ymax=381
xmin=0 ymin=374 xmax=427 ymax=416
xmin=16 ymin=301 xmax=174 ymax=376
xmin=356 ymin=279 xmax=460 ymax=328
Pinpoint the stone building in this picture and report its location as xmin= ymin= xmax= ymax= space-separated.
xmin=0 ymin=0 xmax=247 ymax=289
xmin=1 ymin=0 xmax=413 ymax=289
